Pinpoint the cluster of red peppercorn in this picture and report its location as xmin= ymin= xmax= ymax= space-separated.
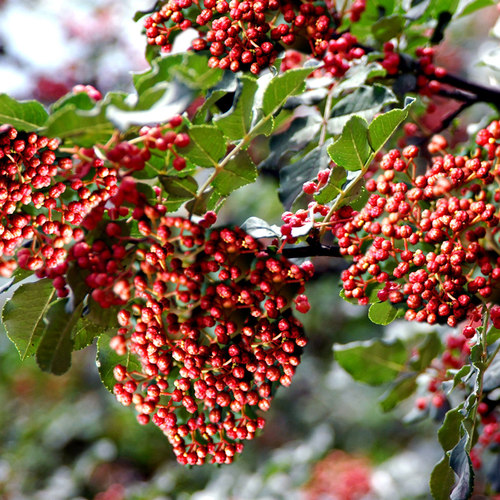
xmin=335 ymin=121 xmax=500 ymax=330
xmin=143 ymin=0 xmax=366 ymax=74
xmin=109 ymin=216 xmax=313 ymax=465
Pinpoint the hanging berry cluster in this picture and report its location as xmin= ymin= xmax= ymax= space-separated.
xmin=144 ymin=0 xmax=366 ymax=74
xmin=110 ymin=217 xmax=313 ymax=465
xmin=335 ymin=121 xmax=500 ymax=328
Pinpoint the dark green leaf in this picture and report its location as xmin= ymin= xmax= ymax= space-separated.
xmin=368 ymin=98 xmax=415 ymax=153
xmin=430 ymin=457 xmax=456 ymax=500
xmin=183 ymin=125 xmax=226 ymax=167
xmin=212 ymin=150 xmax=257 ymax=196
xmin=0 ymin=94 xmax=49 ymax=132
xmin=73 ymin=318 xmax=104 ymax=351
xmin=450 ymin=435 xmax=474 ymax=500
xmin=412 ymin=331 xmax=442 ymax=371
xmin=333 ymin=63 xmax=386 ymax=96
xmin=328 ymin=85 xmax=397 ymax=135
xmin=372 ymin=15 xmax=405 ymax=42
xmin=160 ymin=175 xmax=198 ymax=211
xmin=438 ymin=407 xmax=464 ymax=451
xmin=279 ymin=142 xmax=331 ymax=210
xmin=328 ymin=116 xmax=371 ymax=172
xmin=335 ymin=338 xmax=407 ymax=385
xmin=3 ymin=279 xmax=56 ymax=360
xmin=260 ymin=114 xmax=322 ymax=171
xmin=214 ymin=75 xmax=257 ymax=141
xmin=36 ymin=299 xmax=84 ymax=375
xmin=379 ymin=372 xmax=418 ymax=411
xmin=173 ymin=53 xmax=223 ymax=90
xmin=368 ymin=301 xmax=398 ymax=325
xmin=96 ymin=332 xmax=142 ymax=392
xmin=86 ymin=299 xmax=119 ymax=329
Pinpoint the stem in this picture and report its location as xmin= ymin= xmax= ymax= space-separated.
xmin=436 ymin=73 xmax=500 ymax=107
xmin=466 ymin=304 xmax=490 ymax=453
xmin=282 ymin=243 xmax=341 ymax=258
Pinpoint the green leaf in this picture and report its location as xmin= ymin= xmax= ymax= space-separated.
xmin=133 ymin=54 xmax=184 ymax=96
xmin=328 ymin=116 xmax=371 ymax=172
xmin=262 ymin=67 xmax=314 ymax=115
xmin=430 ymin=457 xmax=456 ymax=500
xmin=44 ymin=104 xmax=114 ymax=148
xmin=73 ymin=318 xmax=103 ymax=351
xmin=96 ymin=332 xmax=142 ymax=392
xmin=160 ymin=175 xmax=198 ymax=211
xmin=379 ymin=372 xmax=418 ymax=411
xmin=455 ymin=0 xmax=494 ymax=17
xmin=0 ymin=94 xmax=49 ymax=132
xmin=50 ymin=92 xmax=96 ymax=114
xmin=328 ymin=85 xmax=398 ymax=135
xmin=214 ymin=75 xmax=257 ymax=141
xmin=183 ymin=125 xmax=226 ymax=168
xmin=36 ymin=299 xmax=84 ymax=375
xmin=335 ymin=339 xmax=407 ymax=385
xmin=3 ymin=279 xmax=56 ymax=360
xmin=372 ymin=15 xmax=405 ymax=42
xmin=368 ymin=98 xmax=415 ymax=153
xmin=368 ymin=301 xmax=398 ymax=325
xmin=279 ymin=142 xmax=331 ymax=210
xmin=412 ymin=331 xmax=442 ymax=371
xmin=212 ymin=150 xmax=257 ymax=196
xmin=487 ymin=326 xmax=500 ymax=344
xmin=438 ymin=407 xmax=464 ymax=451
xmin=314 ymin=166 xmax=347 ymax=204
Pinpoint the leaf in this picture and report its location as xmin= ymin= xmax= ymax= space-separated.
xmin=334 ymin=339 xmax=407 ymax=385
xmin=96 ymin=332 xmax=142 ymax=392
xmin=262 ymin=67 xmax=315 ymax=115
xmin=73 ymin=318 xmax=104 ymax=351
xmin=328 ymin=85 xmax=397 ymax=135
xmin=214 ymin=75 xmax=257 ymax=142
xmin=3 ymin=279 xmax=56 ymax=360
xmin=173 ymin=53 xmax=223 ymax=90
xmin=379 ymin=372 xmax=418 ymax=411
xmin=212 ymin=150 xmax=257 ymax=196
xmin=241 ymin=217 xmax=281 ymax=239
xmin=0 ymin=94 xmax=49 ymax=132
xmin=372 ymin=15 xmax=405 ymax=42
xmin=430 ymin=457 xmax=456 ymax=500
xmin=36 ymin=299 xmax=84 ymax=375
xmin=160 ymin=175 xmax=198 ymax=211
xmin=455 ymin=0 xmax=492 ymax=17
xmin=314 ymin=166 xmax=347 ymax=204
xmin=279 ymin=142 xmax=331 ymax=210
xmin=107 ymin=80 xmax=194 ymax=130
xmin=450 ymin=435 xmax=474 ymax=500
xmin=368 ymin=98 xmax=415 ymax=153
xmin=44 ymin=103 xmax=114 ymax=148
xmin=259 ymin=114 xmax=322 ymax=171
xmin=483 ymin=354 xmax=500 ymax=391
xmin=183 ymin=125 xmax=226 ymax=168
xmin=368 ymin=301 xmax=398 ymax=325
xmin=412 ymin=331 xmax=442 ymax=371
xmin=438 ymin=407 xmax=464 ymax=451
xmin=328 ymin=116 xmax=371 ymax=172
xmin=405 ymin=0 xmax=433 ymax=20
xmin=333 ymin=63 xmax=386 ymax=96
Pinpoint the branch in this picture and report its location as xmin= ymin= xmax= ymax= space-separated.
xmin=436 ymin=73 xmax=500 ymax=106
xmin=282 ymin=243 xmax=341 ymax=258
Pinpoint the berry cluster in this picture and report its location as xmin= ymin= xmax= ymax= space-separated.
xmin=109 ymin=216 xmax=313 ymax=465
xmin=336 ymin=132 xmax=500 ymax=326
xmin=144 ymin=0 xmax=366 ymax=74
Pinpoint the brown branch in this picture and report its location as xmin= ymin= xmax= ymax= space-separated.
xmin=282 ymin=243 xmax=341 ymax=259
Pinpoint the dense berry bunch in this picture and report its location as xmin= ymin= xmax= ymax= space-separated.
xmin=336 ymin=122 xmax=500 ymax=327
xmin=110 ymin=216 xmax=313 ymax=465
xmin=144 ymin=0 xmax=366 ymax=74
